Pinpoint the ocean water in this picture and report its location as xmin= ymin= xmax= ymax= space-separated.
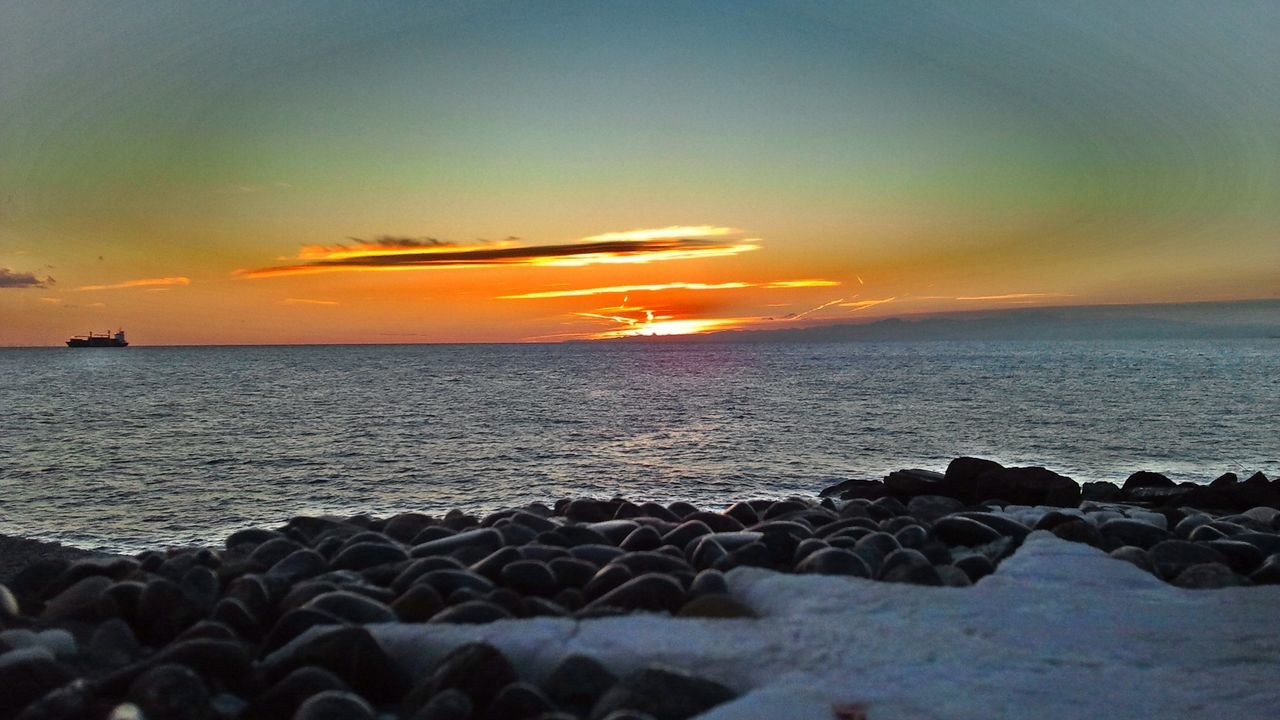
xmin=1 ymin=340 xmax=1276 ymax=553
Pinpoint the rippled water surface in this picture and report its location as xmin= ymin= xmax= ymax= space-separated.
xmin=2 ymin=341 xmax=1277 ymax=552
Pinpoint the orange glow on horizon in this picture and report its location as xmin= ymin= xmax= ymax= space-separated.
xmin=77 ymin=277 xmax=191 ymax=291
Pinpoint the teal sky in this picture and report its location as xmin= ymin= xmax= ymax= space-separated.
xmin=1 ymin=1 xmax=1277 ymax=344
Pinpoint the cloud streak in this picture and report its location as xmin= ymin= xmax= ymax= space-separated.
xmin=497 ymin=278 xmax=837 ymax=300
xmin=282 ymin=298 xmax=339 ymax=306
xmin=241 ymin=227 xmax=758 ymax=278
xmin=0 ymin=268 xmax=53 ymax=289
xmin=77 ymin=276 xmax=191 ymax=291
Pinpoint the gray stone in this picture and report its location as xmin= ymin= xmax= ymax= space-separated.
xmin=795 ymin=548 xmax=870 ymax=577
xmin=933 ymin=516 xmax=1002 ymax=546
xmin=1171 ymin=563 xmax=1246 ymax=589
xmin=584 ymin=573 xmax=684 ymax=614
xmin=429 ymin=600 xmax=513 ymax=624
xmin=906 ymin=495 xmax=964 ymax=522
xmin=590 ymin=666 xmax=736 ymax=720
xmin=293 ymin=690 xmax=375 ymax=720
xmin=1098 ymin=518 xmax=1169 ymax=550
xmin=305 ymin=590 xmax=396 ymax=624
xmin=1149 ymin=541 xmax=1227 ymax=581
xmin=127 ymin=664 xmax=214 ymax=720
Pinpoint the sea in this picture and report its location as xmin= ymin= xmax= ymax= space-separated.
xmin=1 ymin=340 xmax=1276 ymax=553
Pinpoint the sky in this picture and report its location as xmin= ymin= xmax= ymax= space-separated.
xmin=1 ymin=0 xmax=1277 ymax=345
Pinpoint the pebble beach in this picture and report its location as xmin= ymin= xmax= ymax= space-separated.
xmin=4 ymin=457 xmax=1280 ymax=719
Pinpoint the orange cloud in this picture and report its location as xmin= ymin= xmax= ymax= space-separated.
xmin=239 ymin=227 xmax=758 ymax=278
xmin=77 ymin=276 xmax=190 ymax=291
xmin=282 ymin=298 xmax=339 ymax=306
xmin=955 ymin=293 xmax=1074 ymax=301
xmin=498 ymin=278 xmax=837 ymax=300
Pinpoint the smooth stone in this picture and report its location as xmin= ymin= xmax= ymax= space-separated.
xmin=1187 ymin=525 xmax=1228 ymax=543
xmin=1098 ymin=518 xmax=1170 ymax=550
xmin=611 ymin=551 xmax=693 ymax=576
xmin=549 ymin=557 xmax=598 ymax=590
xmin=1051 ymin=519 xmax=1106 ymax=548
xmin=209 ymin=598 xmax=260 ymax=641
xmin=39 ymin=575 xmax=112 ymax=623
xmin=893 ymin=525 xmax=930 ymax=550
xmin=292 ymin=690 xmax=374 ymax=719
xmin=392 ymin=584 xmax=446 ymax=622
xmin=564 ymin=500 xmax=614 ymax=523
xmin=1248 ymin=555 xmax=1280 ymax=584
xmin=583 ymin=520 xmax=639 ymax=545
xmin=87 ymin=618 xmax=141 ymax=668
xmin=570 ymin=544 xmax=626 ymax=565
xmin=305 ymin=590 xmax=396 ymax=624
xmin=141 ymin=639 xmax=255 ymax=695
xmin=226 ymin=528 xmax=285 ymax=550
xmin=407 ymin=688 xmax=472 ymax=720
xmin=429 ymin=600 xmax=513 ymax=624
xmin=936 ymin=565 xmax=973 ymax=587
xmin=589 ymin=666 xmax=736 ymax=720
xmin=555 ymin=525 xmax=611 ymax=546
xmin=500 ymin=560 xmax=559 ymax=598
xmin=906 ymin=495 xmax=964 ymax=521
xmin=724 ymin=502 xmax=759 ymax=526
xmin=383 ymin=513 xmax=436 ymax=543
xmin=411 ymin=529 xmax=503 ymax=559
xmin=0 ymin=648 xmax=73 ymax=715
xmin=1123 ymin=470 xmax=1174 ymax=491
xmin=1171 ymin=563 xmax=1246 ymax=589
xmin=390 ymin=557 xmax=466 ymax=593
xmin=136 ymin=579 xmax=206 ymax=646
xmin=684 ymin=511 xmax=745 ymax=534
xmin=953 ymin=554 xmax=995 ymax=582
xmin=1204 ymin=540 xmax=1266 ymax=574
xmin=10 ymin=677 xmax=93 ymax=720
xmin=677 ymin=593 xmax=757 ymax=619
xmin=266 ymin=550 xmax=328 ymax=585
xmin=240 ymin=666 xmax=349 ymax=720
xmin=269 ymin=626 xmax=406 ymax=702
xmin=933 ymin=517 xmax=1003 ymax=546
xmin=330 ymin=541 xmax=408 ymax=571
xmin=583 ymin=565 xmax=634 ymax=601
xmin=519 ymin=544 xmax=570 ymax=563
xmin=127 ymin=664 xmax=212 ymax=720
xmin=585 ymin=573 xmax=684 ymax=614
xmin=688 ymin=569 xmax=729 ymax=598
xmin=661 ymin=520 xmax=713 ymax=549
xmin=795 ymin=548 xmax=870 ymax=577
xmin=545 ymin=654 xmax=617 ymax=714
xmin=498 ymin=523 xmax=539 ymax=547
xmin=415 ymin=569 xmax=495 ymax=597
xmin=1109 ymin=546 xmax=1154 ymax=573
xmin=690 ymin=538 xmax=728 ymax=570
xmin=881 ymin=562 xmax=944 ymax=586
xmin=954 ymin=512 xmax=1032 ymax=540
xmin=250 ymin=538 xmax=306 ymax=567
xmin=0 ymin=584 xmax=18 ymax=620
xmin=1149 ymin=541 xmax=1229 ymax=581
xmin=402 ymin=642 xmax=516 ymax=715
xmin=479 ymin=681 xmax=553 ymax=720
xmin=620 ymin=526 xmax=663 ymax=552
xmin=853 ymin=531 xmax=901 ymax=560
xmin=411 ymin=526 xmax=456 ymax=545
xmin=31 ymin=629 xmax=76 ymax=660
xmin=1231 ymin=532 xmax=1280 ymax=556
xmin=262 ymin=608 xmax=346 ymax=654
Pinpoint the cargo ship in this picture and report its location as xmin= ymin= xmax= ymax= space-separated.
xmin=66 ymin=330 xmax=128 ymax=347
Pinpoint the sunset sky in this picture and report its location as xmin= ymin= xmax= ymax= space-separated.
xmin=1 ymin=1 xmax=1277 ymax=345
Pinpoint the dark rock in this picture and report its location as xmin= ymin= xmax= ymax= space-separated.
xmin=1148 ymin=540 xmax=1229 ymax=581
xmin=795 ymin=548 xmax=870 ymax=577
xmin=511 ymin=510 xmax=559 ymax=533
xmin=1098 ymin=519 xmax=1169 ymax=550
xmin=906 ymin=495 xmax=963 ymax=522
xmin=520 ymin=544 xmax=570 ymax=563
xmin=411 ymin=529 xmax=503 ymax=559
xmin=136 ymin=578 xmax=206 ymax=646
xmin=391 ymin=584 xmax=445 ymax=622
xmin=611 ymin=551 xmax=693 ymax=576
xmin=269 ymin=626 xmax=405 ymax=702
xmin=403 ymin=642 xmax=516 ymax=715
xmin=688 ymin=569 xmax=729 ymax=598
xmin=677 ymin=594 xmax=756 ymax=618
xmin=225 ymin=528 xmax=283 ymax=551
xmin=884 ymin=468 xmax=948 ymax=497
xmin=881 ymin=562 xmax=943 ymax=586
xmin=240 ymin=666 xmax=349 ymax=720
xmin=1204 ymin=540 xmax=1266 ymax=574
xmin=620 ymin=526 xmax=663 ymax=552
xmin=383 ymin=513 xmax=436 ymax=543
xmin=953 ymin=554 xmax=994 ymax=582
xmin=943 ymin=457 xmax=1003 ymax=489
xmin=870 ymin=496 xmax=909 ymax=517
xmin=429 ymin=600 xmax=513 ymax=624
xmin=86 ymin=617 xmax=141 ymax=668
xmin=38 ymin=575 xmax=112 ymax=623
xmin=12 ymin=678 xmax=93 ymax=720
xmin=408 ymin=689 xmax=472 ymax=719
xmin=666 ymin=501 xmax=700 ymax=518
xmin=565 ymin=500 xmax=614 ymax=523
xmin=1171 ymin=563 xmax=1246 ymax=589
xmin=500 ymin=560 xmax=559 ymax=597
xmin=570 ymin=544 xmax=626 ymax=566
xmin=498 ymin=522 xmax=539 ymax=547
xmin=878 ymin=547 xmax=930 ymax=577
xmin=305 ymin=590 xmax=396 ymax=624
xmin=1081 ymin=481 xmax=1122 ymax=502
xmin=144 ymin=639 xmax=255 ymax=695
xmin=411 ymin=526 xmax=456 ymax=545
xmin=590 ymin=666 xmax=736 ymax=720
xmin=250 ymin=538 xmax=306 ymax=567
xmin=683 ymin=511 xmax=744 ymax=534
xmin=1126 ymin=487 xmax=1192 ymax=506
xmin=1249 ymin=555 xmax=1280 ymax=584
xmin=723 ymin=502 xmax=759 ymax=526
xmin=660 ymin=521 xmax=713 ymax=549
xmin=585 ymin=521 xmax=641 ymax=545
xmin=1051 ymin=519 xmax=1106 ymax=548
xmin=970 ymin=466 xmax=1080 ymax=507
xmin=480 ymin=681 xmax=553 ymax=720
xmin=549 ymin=558 xmax=598 ymax=590
xmin=954 ymin=512 xmax=1031 ymax=540
xmin=583 ymin=565 xmax=633 ymax=601
xmin=127 ymin=664 xmax=213 ymax=720
xmin=546 ymin=654 xmax=617 ymax=714
xmin=933 ymin=517 xmax=1003 ymax=546
xmin=416 ymin=569 xmax=496 ymax=597
xmin=585 ymin=573 xmax=684 ymax=614
xmin=1109 ymin=546 xmax=1153 ymax=573
xmin=0 ymin=649 xmax=74 ymax=716
xmin=266 ymin=550 xmax=329 ymax=585
xmin=330 ymin=541 xmax=408 ymax=571
xmin=293 ymin=690 xmax=375 ymax=720
xmin=1123 ymin=471 xmax=1174 ymax=491
xmin=209 ymin=598 xmax=261 ymax=641
xmin=1231 ymin=532 xmax=1280 ymax=556
xmin=819 ymin=478 xmax=886 ymax=500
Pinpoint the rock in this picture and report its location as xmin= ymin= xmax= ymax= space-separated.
xmin=415 ymin=569 xmax=496 ymax=597
xmin=12 ymin=677 xmax=93 ymax=720
xmin=661 ymin=521 xmax=713 ymax=549
xmin=1109 ymin=546 xmax=1153 ymax=573
xmin=500 ymin=560 xmax=559 ymax=597
xmin=583 ymin=565 xmax=634 ymax=601
xmin=969 ymin=466 xmax=1080 ymax=507
xmin=1249 ymin=555 xmax=1280 ymax=584
xmin=564 ymin=499 xmax=614 ymax=523
xmin=1081 ymin=481 xmax=1122 ymax=502
xmin=1149 ymin=541 xmax=1228 ymax=580
xmin=590 ymin=666 xmax=736 ymax=720
xmin=954 ymin=512 xmax=1031 ymax=540
xmin=688 ymin=569 xmax=729 ymax=598
xmin=249 ymin=538 xmax=306 ymax=567
xmin=479 ymin=681 xmax=553 ymax=720
xmin=0 ymin=584 xmax=18 ymax=620
xmin=38 ymin=575 xmax=112 ymax=623
xmin=383 ymin=513 xmax=436 ymax=543
xmin=570 ymin=544 xmax=626 ymax=566
xmin=265 ymin=550 xmax=329 ymax=586
xmin=470 ymin=547 xmax=521 ymax=581
xmin=584 ymin=573 xmax=684 ymax=614
xmin=127 ymin=664 xmax=214 ymax=720
xmin=240 ymin=667 xmax=349 ymax=720
xmin=429 ymin=600 xmax=513 ymax=624
xmin=611 ymin=551 xmax=694 ymax=576
xmin=933 ymin=517 xmax=1003 ymax=546
xmin=906 ymin=495 xmax=964 ymax=521
xmin=392 ymin=584 xmax=445 ymax=622
xmin=0 ymin=648 xmax=74 ymax=715
xmin=546 ymin=654 xmax=617 ymax=713
xmin=407 ymin=688 xmax=472 ymax=720
xmin=953 ymin=554 xmax=995 ymax=582
xmin=1051 ymin=519 xmax=1106 ymax=548
xmin=330 ymin=541 xmax=408 ymax=571
xmin=403 ymin=643 xmax=516 ymax=715
xmin=677 ymin=594 xmax=757 ymax=619
xmin=305 ymin=590 xmax=396 ymax=624
xmin=1171 ymin=563 xmax=1246 ymax=589
xmin=819 ymin=478 xmax=887 ymax=500
xmin=292 ymin=690 xmax=375 ymax=719
xmin=1230 ymin=532 xmax=1280 ymax=556
xmin=795 ymin=548 xmax=870 ymax=577
xmin=549 ymin=558 xmax=598 ymax=590
xmin=935 ymin=565 xmax=973 ymax=587
xmin=884 ymin=469 xmax=948 ymax=497
xmin=1098 ymin=518 xmax=1169 ymax=550
xmin=1123 ymin=471 xmax=1174 ymax=491
xmin=1204 ymin=540 xmax=1266 ymax=574
xmin=136 ymin=578 xmax=207 ymax=646
xmin=87 ymin=618 xmax=141 ymax=668
xmin=270 ymin=626 xmax=406 ymax=703
xmin=411 ymin=529 xmax=503 ymax=559
xmin=683 ymin=512 xmax=744 ymax=534
xmin=620 ymin=527 xmax=663 ymax=552
xmin=144 ymin=639 xmax=255 ymax=695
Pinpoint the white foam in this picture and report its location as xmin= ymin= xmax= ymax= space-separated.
xmin=272 ymin=533 xmax=1280 ymax=719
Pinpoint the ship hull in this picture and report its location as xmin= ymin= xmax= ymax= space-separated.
xmin=66 ymin=339 xmax=128 ymax=347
